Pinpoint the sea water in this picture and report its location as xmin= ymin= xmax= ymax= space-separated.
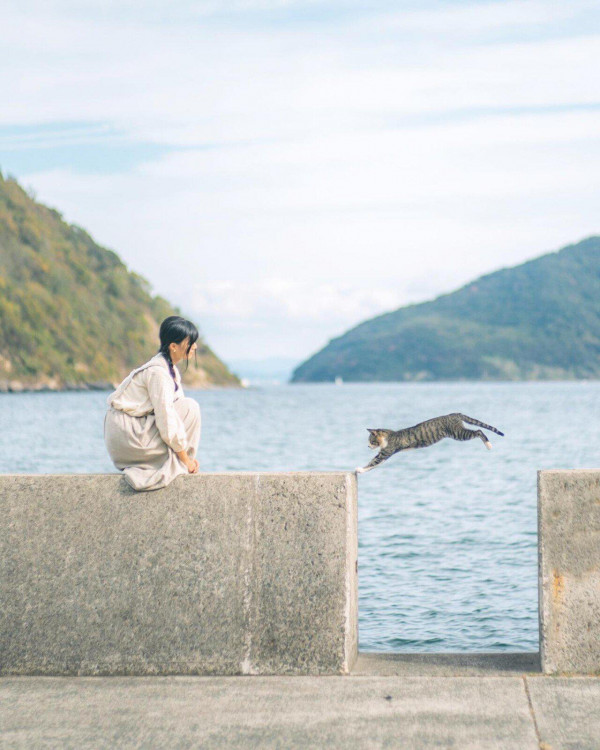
xmin=2 ymin=381 xmax=598 ymax=652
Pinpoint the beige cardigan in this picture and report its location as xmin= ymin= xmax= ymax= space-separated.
xmin=106 ymin=353 xmax=188 ymax=452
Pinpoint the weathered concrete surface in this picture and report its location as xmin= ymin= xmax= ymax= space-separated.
xmin=354 ymin=651 xmax=540 ymax=676
xmin=527 ymin=676 xmax=600 ymax=750
xmin=0 ymin=675 xmax=540 ymax=750
xmin=538 ymin=470 xmax=600 ymax=674
xmin=0 ymin=472 xmax=358 ymax=676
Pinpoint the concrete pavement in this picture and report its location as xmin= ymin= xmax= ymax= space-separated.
xmin=3 ymin=653 xmax=600 ymax=749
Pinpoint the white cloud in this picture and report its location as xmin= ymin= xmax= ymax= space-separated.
xmin=2 ymin=2 xmax=598 ymax=134
xmin=191 ymin=279 xmax=403 ymax=361
xmin=194 ymin=278 xmax=400 ymax=322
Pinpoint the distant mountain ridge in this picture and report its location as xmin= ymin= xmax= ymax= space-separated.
xmin=0 ymin=173 xmax=239 ymax=391
xmin=292 ymin=237 xmax=600 ymax=382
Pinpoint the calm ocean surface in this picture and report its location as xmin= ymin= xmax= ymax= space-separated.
xmin=2 ymin=381 xmax=599 ymax=653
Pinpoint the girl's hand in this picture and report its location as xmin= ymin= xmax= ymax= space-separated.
xmin=176 ymin=450 xmax=199 ymax=474
xmin=186 ymin=458 xmax=199 ymax=474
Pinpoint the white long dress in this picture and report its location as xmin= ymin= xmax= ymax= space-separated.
xmin=104 ymin=353 xmax=201 ymax=491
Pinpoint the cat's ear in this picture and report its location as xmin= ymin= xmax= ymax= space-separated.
xmin=367 ymin=428 xmax=376 ymax=433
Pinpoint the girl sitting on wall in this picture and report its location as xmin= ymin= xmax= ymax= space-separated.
xmin=104 ymin=316 xmax=201 ymax=491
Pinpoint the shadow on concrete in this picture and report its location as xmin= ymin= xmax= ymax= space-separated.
xmin=353 ymin=652 xmax=541 ymax=676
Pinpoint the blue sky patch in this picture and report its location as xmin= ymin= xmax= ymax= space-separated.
xmin=0 ymin=122 xmax=177 ymax=176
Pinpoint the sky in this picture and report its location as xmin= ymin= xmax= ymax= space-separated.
xmin=1 ymin=0 xmax=599 ymax=368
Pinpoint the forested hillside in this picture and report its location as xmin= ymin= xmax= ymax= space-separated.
xmin=292 ymin=237 xmax=600 ymax=382
xmin=0 ymin=173 xmax=239 ymax=390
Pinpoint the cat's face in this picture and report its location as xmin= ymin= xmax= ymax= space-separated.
xmin=367 ymin=429 xmax=388 ymax=449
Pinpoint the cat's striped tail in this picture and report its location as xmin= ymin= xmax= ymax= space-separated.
xmin=458 ymin=414 xmax=504 ymax=436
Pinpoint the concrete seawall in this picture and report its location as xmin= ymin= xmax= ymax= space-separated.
xmin=538 ymin=469 xmax=600 ymax=675
xmin=0 ymin=473 xmax=358 ymax=676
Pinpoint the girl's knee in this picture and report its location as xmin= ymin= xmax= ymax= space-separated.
xmin=179 ymin=398 xmax=201 ymax=427
xmin=178 ymin=396 xmax=199 ymax=412
xmin=185 ymin=397 xmax=200 ymax=415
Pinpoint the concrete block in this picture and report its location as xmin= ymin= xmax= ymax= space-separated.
xmin=0 ymin=472 xmax=358 ymax=676
xmin=538 ymin=470 xmax=600 ymax=674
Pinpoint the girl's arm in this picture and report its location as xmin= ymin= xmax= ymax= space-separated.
xmin=146 ymin=369 xmax=197 ymax=472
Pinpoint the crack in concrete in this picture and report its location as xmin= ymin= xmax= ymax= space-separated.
xmin=523 ymin=676 xmax=543 ymax=749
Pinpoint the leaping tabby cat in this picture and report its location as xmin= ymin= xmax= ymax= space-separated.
xmin=356 ymin=413 xmax=504 ymax=473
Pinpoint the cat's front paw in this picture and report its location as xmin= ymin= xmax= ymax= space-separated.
xmin=355 ymin=466 xmax=366 ymax=474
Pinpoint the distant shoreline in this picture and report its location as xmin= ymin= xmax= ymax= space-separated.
xmin=0 ymin=380 xmax=242 ymax=394
xmin=2 ymin=378 xmax=600 ymax=393
xmin=0 ymin=380 xmax=114 ymax=394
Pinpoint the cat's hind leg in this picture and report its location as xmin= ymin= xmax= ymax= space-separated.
xmin=455 ymin=427 xmax=493 ymax=450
